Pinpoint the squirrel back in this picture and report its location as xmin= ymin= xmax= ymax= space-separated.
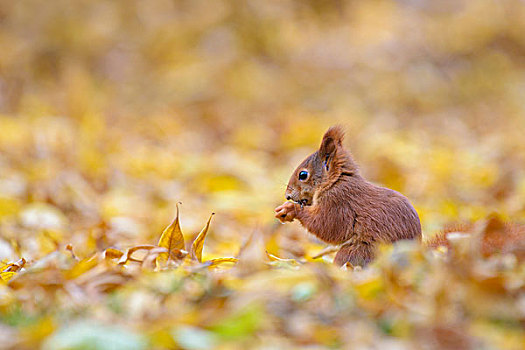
xmin=276 ymin=126 xmax=422 ymax=266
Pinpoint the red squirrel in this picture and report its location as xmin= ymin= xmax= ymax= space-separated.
xmin=275 ymin=126 xmax=422 ymax=266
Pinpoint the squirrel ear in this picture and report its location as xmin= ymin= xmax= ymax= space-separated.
xmin=319 ymin=125 xmax=344 ymax=156
xmin=319 ymin=126 xmax=344 ymax=171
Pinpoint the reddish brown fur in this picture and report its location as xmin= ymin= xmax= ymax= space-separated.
xmin=426 ymin=223 xmax=473 ymax=249
xmin=427 ymin=217 xmax=525 ymax=260
xmin=275 ymin=126 xmax=422 ymax=266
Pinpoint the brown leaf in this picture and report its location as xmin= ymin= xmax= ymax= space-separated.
xmin=1 ymin=258 xmax=26 ymax=273
xmin=191 ymin=212 xmax=214 ymax=262
xmin=141 ymin=247 xmax=169 ymax=269
xmin=102 ymin=248 xmax=124 ymax=260
xmin=65 ymin=244 xmax=78 ymax=261
xmin=156 ymin=203 xmax=186 ymax=268
xmin=118 ymin=245 xmax=158 ymax=265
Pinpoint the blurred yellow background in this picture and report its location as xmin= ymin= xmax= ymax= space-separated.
xmin=2 ymin=0 xmax=525 ymax=259
xmin=1 ymin=1 xmax=525 ymax=349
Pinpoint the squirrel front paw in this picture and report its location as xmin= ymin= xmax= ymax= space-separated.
xmin=274 ymin=202 xmax=299 ymax=223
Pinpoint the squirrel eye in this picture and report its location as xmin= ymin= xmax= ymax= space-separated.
xmin=298 ymin=171 xmax=308 ymax=181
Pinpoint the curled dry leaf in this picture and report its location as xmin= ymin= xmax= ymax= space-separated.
xmin=207 ymin=257 xmax=239 ymax=268
xmin=103 ymin=248 xmax=124 ymax=260
xmin=118 ymin=245 xmax=158 ymax=265
xmin=65 ymin=244 xmax=78 ymax=261
xmin=1 ymin=258 xmax=26 ymax=273
xmin=311 ymin=246 xmax=340 ymax=259
xmin=141 ymin=247 xmax=170 ymax=269
xmin=266 ymin=252 xmax=301 ymax=267
xmin=266 ymin=252 xmax=299 ymax=263
xmin=191 ymin=213 xmax=215 ymax=263
xmin=156 ymin=203 xmax=186 ymax=268
xmin=1 ymin=258 xmax=27 ymax=282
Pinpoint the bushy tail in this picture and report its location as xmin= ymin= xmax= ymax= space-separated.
xmin=425 ymin=216 xmax=525 ymax=260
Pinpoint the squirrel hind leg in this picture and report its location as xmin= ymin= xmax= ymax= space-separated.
xmin=334 ymin=243 xmax=374 ymax=267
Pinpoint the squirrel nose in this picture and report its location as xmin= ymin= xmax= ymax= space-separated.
xmin=286 ymin=195 xmax=291 ymax=200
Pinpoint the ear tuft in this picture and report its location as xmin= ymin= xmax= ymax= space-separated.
xmin=323 ymin=125 xmax=345 ymax=145
xmin=319 ymin=125 xmax=344 ymax=158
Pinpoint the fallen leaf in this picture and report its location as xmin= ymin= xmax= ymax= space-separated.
xmin=1 ymin=258 xmax=26 ymax=272
xmin=156 ymin=203 xmax=186 ymax=268
xmin=103 ymin=248 xmax=124 ymax=260
xmin=141 ymin=247 xmax=170 ymax=269
xmin=207 ymin=257 xmax=238 ymax=268
xmin=66 ymin=256 xmax=98 ymax=279
xmin=311 ymin=246 xmax=340 ymax=259
xmin=191 ymin=213 xmax=214 ymax=263
xmin=118 ymin=245 xmax=158 ymax=265
xmin=0 ymin=271 xmax=16 ymax=282
xmin=266 ymin=252 xmax=299 ymax=263
xmin=65 ymin=244 xmax=78 ymax=261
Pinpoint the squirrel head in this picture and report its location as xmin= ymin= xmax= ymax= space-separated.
xmin=285 ymin=125 xmax=358 ymax=206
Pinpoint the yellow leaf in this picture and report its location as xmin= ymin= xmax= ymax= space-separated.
xmin=66 ymin=255 xmax=98 ymax=279
xmin=266 ymin=252 xmax=300 ymax=266
xmin=156 ymin=203 xmax=186 ymax=268
xmin=103 ymin=248 xmax=124 ymax=260
xmin=0 ymin=258 xmax=25 ymax=283
xmin=0 ymin=271 xmax=15 ymax=282
xmin=21 ymin=316 xmax=55 ymax=345
xmin=191 ymin=213 xmax=214 ymax=263
xmin=207 ymin=257 xmax=238 ymax=268
xmin=355 ymin=276 xmax=385 ymax=301
xmin=1 ymin=258 xmax=26 ymax=273
xmin=266 ymin=252 xmax=297 ymax=263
